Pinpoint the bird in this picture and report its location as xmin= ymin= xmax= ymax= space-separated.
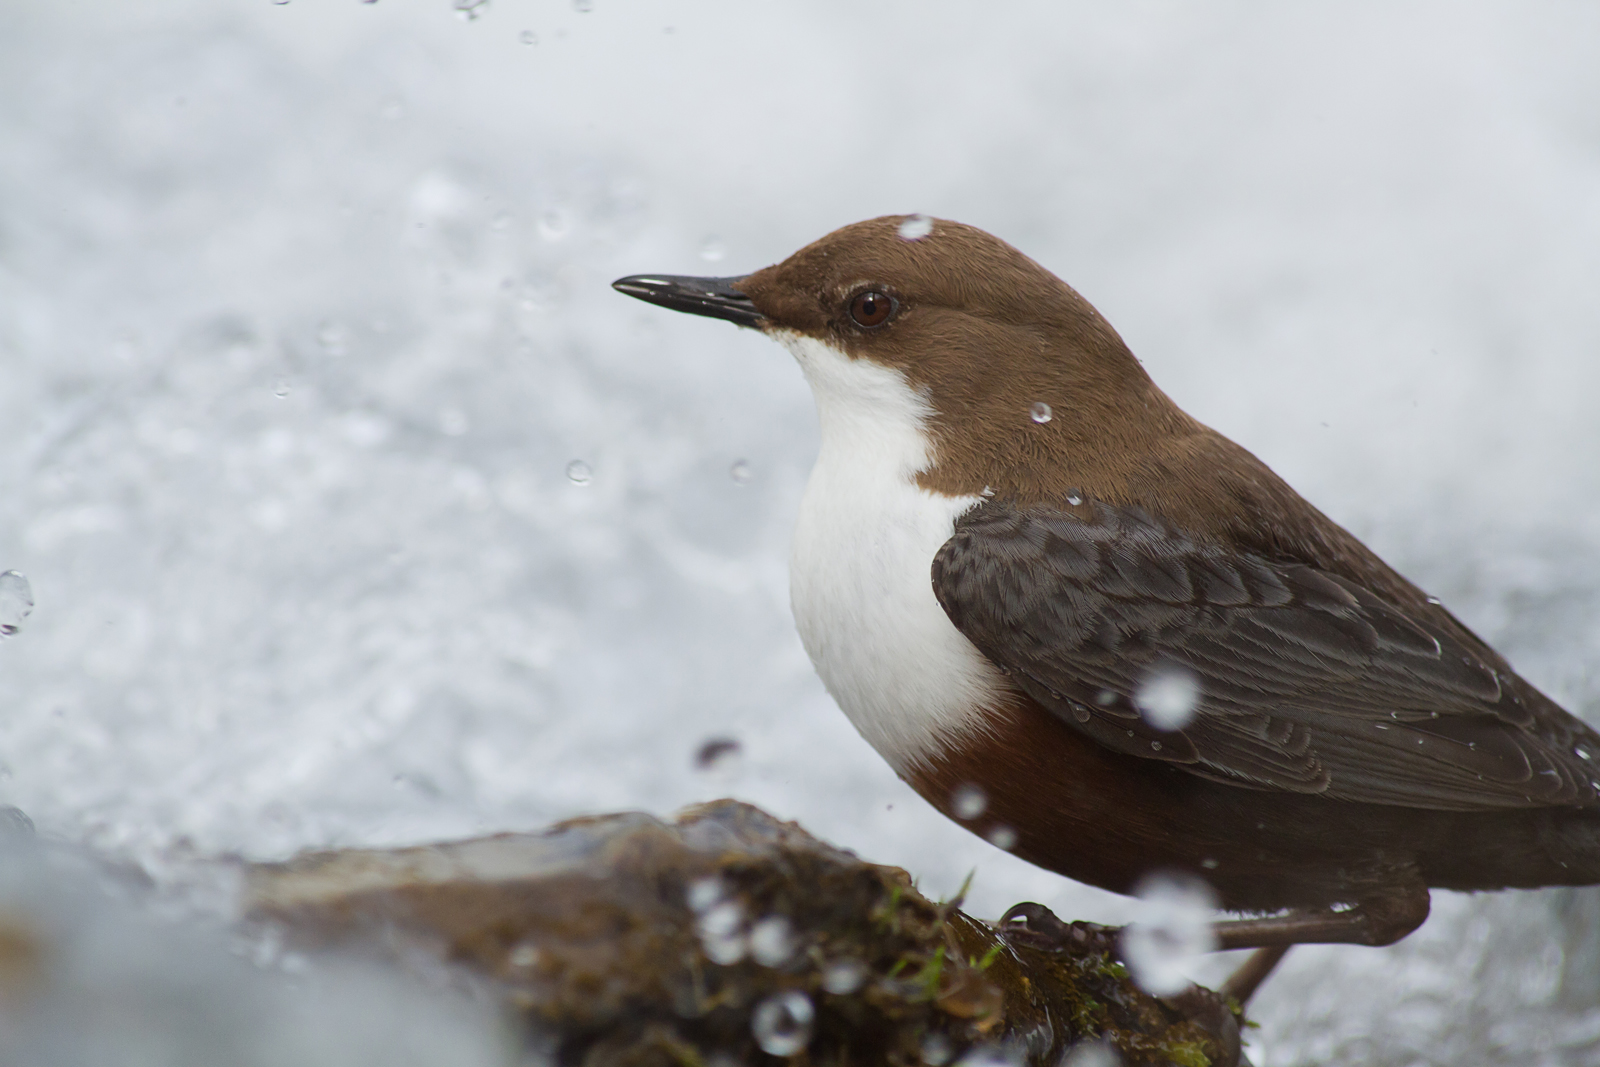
xmin=612 ymin=216 xmax=1600 ymax=993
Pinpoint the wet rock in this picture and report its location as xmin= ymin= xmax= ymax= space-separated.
xmin=247 ymin=800 xmax=1241 ymax=1066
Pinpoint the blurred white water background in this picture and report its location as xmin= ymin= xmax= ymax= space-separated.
xmin=3 ymin=2 xmax=1600 ymax=1063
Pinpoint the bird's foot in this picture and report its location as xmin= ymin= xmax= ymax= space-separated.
xmin=997 ymin=901 xmax=1119 ymax=955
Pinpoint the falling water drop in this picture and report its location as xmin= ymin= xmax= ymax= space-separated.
xmin=920 ymin=1033 xmax=955 ymax=1065
xmin=749 ymin=915 xmax=796 ymax=967
xmin=1120 ymin=873 xmax=1218 ymax=995
xmin=1029 ymin=402 xmax=1052 ymax=424
xmin=565 ymin=460 xmax=592 ymax=485
xmin=693 ymin=736 xmax=743 ymax=775
xmin=751 ymin=990 xmax=814 ymax=1056
xmin=0 ymin=572 xmax=34 ymax=637
xmin=1134 ymin=664 xmax=1200 ymax=731
xmin=821 ymin=958 xmax=867 ymax=995
xmin=986 ymin=825 xmax=1018 ymax=851
xmin=951 ymin=783 xmax=988 ymax=820
xmin=519 ymin=29 xmax=537 ymax=44
xmin=700 ymin=236 xmax=727 ymax=262
xmin=729 ymin=459 xmax=753 ymax=485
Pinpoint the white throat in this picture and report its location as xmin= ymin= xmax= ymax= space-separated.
xmin=779 ymin=331 xmax=1010 ymax=774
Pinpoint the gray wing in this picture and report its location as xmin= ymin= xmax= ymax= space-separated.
xmin=931 ymin=499 xmax=1600 ymax=810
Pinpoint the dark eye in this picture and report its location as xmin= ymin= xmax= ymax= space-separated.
xmin=848 ymin=290 xmax=896 ymax=329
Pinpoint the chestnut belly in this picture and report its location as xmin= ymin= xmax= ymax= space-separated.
xmin=905 ymin=698 xmax=1600 ymax=912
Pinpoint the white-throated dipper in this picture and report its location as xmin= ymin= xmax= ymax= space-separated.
xmin=613 ymin=216 xmax=1600 ymax=987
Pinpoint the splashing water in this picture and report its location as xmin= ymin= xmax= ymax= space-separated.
xmin=0 ymin=572 xmax=34 ymax=637
xmin=897 ymin=214 xmax=934 ymax=240
xmin=751 ymin=989 xmax=814 ymax=1056
xmin=1120 ymin=873 xmax=1218 ymax=995
xmin=1133 ymin=664 xmax=1200 ymax=731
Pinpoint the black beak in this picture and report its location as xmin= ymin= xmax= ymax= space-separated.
xmin=611 ymin=274 xmax=766 ymax=328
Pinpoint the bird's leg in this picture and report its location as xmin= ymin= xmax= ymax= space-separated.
xmin=1212 ymin=884 xmax=1431 ymax=950
xmin=1218 ymin=945 xmax=1290 ymax=1005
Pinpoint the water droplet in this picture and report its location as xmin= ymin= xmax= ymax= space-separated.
xmin=538 ymin=209 xmax=569 ymax=241
xmin=821 ymin=958 xmax=867 ymax=995
xmin=897 ymin=213 xmax=934 ymax=241
xmin=439 ymin=408 xmax=470 ymax=436
xmin=700 ymin=236 xmax=726 ymax=262
xmin=0 ymin=572 xmax=35 ymax=637
xmin=1071 ymin=704 xmax=1091 ymax=723
xmin=1066 ymin=492 xmax=1083 ymax=506
xmin=565 ymin=460 xmax=592 ymax=485
xmin=273 ymin=378 xmax=291 ymax=398
xmin=749 ymin=915 xmax=795 ymax=967
xmin=572 ymin=0 xmax=593 ymax=10
xmin=920 ymin=1032 xmax=955 ymax=1066
xmin=1578 ymin=747 xmax=1592 ymax=761
xmin=1029 ymin=401 xmax=1052 ymax=424
xmin=1426 ymin=595 xmax=1442 ymax=605
xmin=0 ymin=807 xmax=35 ymax=839
xmin=1150 ymin=741 xmax=1162 ymax=752
xmin=697 ymin=900 xmax=746 ymax=965
xmin=951 ymin=783 xmax=988 ymax=820
xmin=316 ymin=320 xmax=346 ymax=355
xmin=693 ymin=736 xmax=742 ymax=774
xmin=751 ymin=990 xmax=813 ymax=1056
xmin=1120 ymin=873 xmax=1218 ymax=996
xmin=508 ymin=943 xmax=539 ymax=968
xmin=1134 ymin=664 xmax=1200 ymax=731
xmin=1060 ymin=1041 xmax=1121 ymax=1067
xmin=1095 ymin=689 xmax=1117 ymax=706
xmin=1200 ymin=857 xmax=1219 ymax=870
xmin=454 ymin=0 xmax=489 ymax=20
xmin=687 ymin=876 xmax=725 ymax=913
xmin=986 ymin=825 xmax=1018 ymax=851
xmin=729 ymin=459 xmax=753 ymax=485
xmin=954 ymin=1047 xmax=1020 ymax=1067
xmin=519 ymin=29 xmax=537 ymax=44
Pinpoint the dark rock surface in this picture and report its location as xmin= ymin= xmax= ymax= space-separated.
xmin=247 ymin=800 xmax=1242 ymax=1066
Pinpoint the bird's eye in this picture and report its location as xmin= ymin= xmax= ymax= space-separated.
xmin=848 ymin=290 xmax=896 ymax=329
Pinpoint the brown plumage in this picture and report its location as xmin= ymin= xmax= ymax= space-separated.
xmin=614 ymin=216 xmax=1600 ymax=953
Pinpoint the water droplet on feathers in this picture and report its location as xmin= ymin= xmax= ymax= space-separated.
xmin=897 ymin=214 xmax=933 ymax=240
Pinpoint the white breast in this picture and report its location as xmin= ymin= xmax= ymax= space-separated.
xmin=780 ymin=331 xmax=1011 ymax=774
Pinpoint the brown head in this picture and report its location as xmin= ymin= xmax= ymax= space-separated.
xmin=615 ymin=215 xmax=1199 ymax=504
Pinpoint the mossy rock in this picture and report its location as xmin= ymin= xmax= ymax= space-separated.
xmin=246 ymin=800 xmax=1241 ymax=1066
